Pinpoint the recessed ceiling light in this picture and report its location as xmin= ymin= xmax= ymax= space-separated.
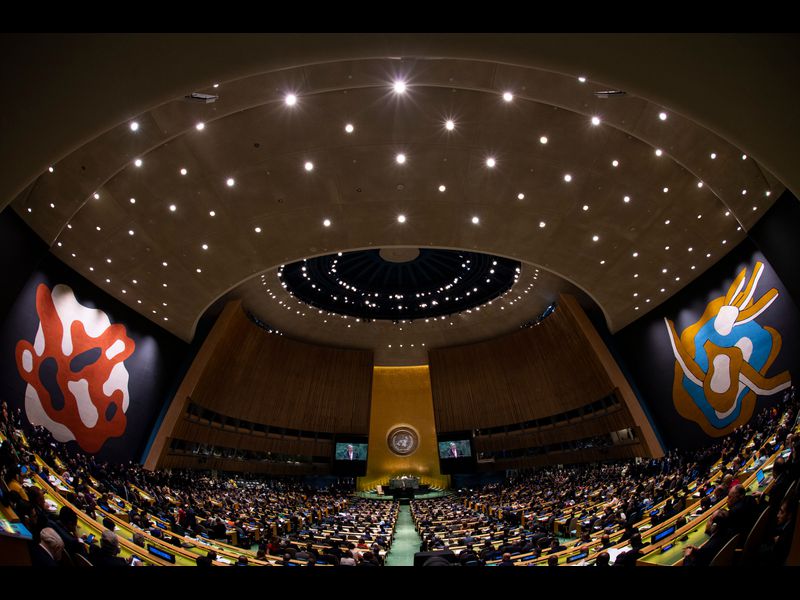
xmin=397 ymin=214 xmax=406 ymax=224
xmin=89 ymin=267 xmax=94 ymax=271
xmin=752 ymin=206 xmax=757 ymax=211
xmin=471 ymin=216 xmax=480 ymax=225
xmin=706 ymin=252 xmax=711 ymax=258
xmin=710 ymin=152 xmax=717 ymax=159
xmin=662 ymin=268 xmax=667 ymax=273
xmin=634 ymin=273 xmax=639 ymax=278
xmin=578 ymin=76 xmax=587 ymax=83
xmin=323 ymin=219 xmax=331 ymax=227
xmin=105 ymin=278 xmax=111 ymax=283
xmin=57 ymin=242 xmax=62 ymax=247
xmin=96 ymin=226 xmax=101 ymax=231
xmin=162 ymin=283 xmax=167 ymax=288
xmin=137 ymin=299 xmax=141 ymax=304
xmin=635 ymin=306 xmax=640 ymax=311
xmin=486 ymin=157 xmax=496 ymax=168
xmin=600 ymin=260 xmax=606 ymax=265
xmin=660 ymin=288 xmax=665 ymax=293
xmin=132 ymin=279 xmax=137 ymax=284
xmin=128 ymin=230 xmax=134 ymax=236
xmin=50 ymin=203 xmax=55 ymax=208
xmin=632 ymin=252 xmax=639 ymax=258
xmin=67 ymin=224 xmax=72 ymax=229
xmin=209 ymin=210 xmax=216 ymax=217
xmin=591 ymin=116 xmax=601 ymax=126
xmin=129 ymin=197 xmax=136 ymax=204
xmin=134 ymin=159 xmax=142 ymax=167
xmin=226 ymin=178 xmax=235 ymax=187
xmin=742 ymin=154 xmax=747 ymax=160
xmin=202 ymin=244 xmax=208 ymax=250
xmin=304 ymin=161 xmax=314 ymax=172
xmin=254 ymin=226 xmax=262 ymax=233
xmin=539 ymin=221 xmax=546 ymax=228
xmin=169 ymin=204 xmax=176 ymax=212
xmin=517 ymin=193 xmax=525 ymax=200
xmin=196 ymin=268 xmax=202 ymax=273
xmin=633 ymin=292 xmax=638 ymax=297
xmin=697 ymin=181 xmax=704 ymax=188
xmin=691 ymin=265 xmax=696 ymax=270
xmin=612 ymin=160 xmax=619 ymax=167
xmin=623 ymin=195 xmax=631 ymax=203
xmin=445 ymin=119 xmax=455 ymax=131
xmin=592 ymin=235 xmax=599 ymax=242
xmin=129 ymin=121 xmax=139 ymax=131
xmin=48 ymin=166 xmax=54 ymax=173
xmin=93 ymin=193 xmax=100 ymax=200
xmin=285 ymin=93 xmax=297 ymax=106
xmin=765 ymin=191 xmax=771 ymax=197
xmin=502 ymin=91 xmax=513 ymax=102
xmin=582 ymin=205 xmax=589 ymax=211
xmin=655 ymin=149 xmax=663 ymax=157
xmin=697 ymin=214 xmax=702 ymax=219
xmin=195 ymin=122 xmax=205 ymax=131
xmin=162 ymin=261 xmax=168 ymax=267
xmin=563 ymin=174 xmax=572 ymax=182
xmin=180 ymin=168 xmax=187 ymax=176
xmin=741 ymin=189 xmax=747 ymax=195
xmin=665 ymin=245 xmax=670 ymax=250
xmin=396 ymin=153 xmax=406 ymax=164
xmin=393 ymin=80 xmax=407 ymax=94
xmin=438 ymin=185 xmax=447 ymax=193
xmin=213 ymin=83 xmax=219 ymax=88
xmin=663 ymin=187 xmax=669 ymax=193
xmin=722 ymin=239 xmax=727 ymax=245
xmin=539 ymin=136 xmax=548 ymax=144
xmin=688 ymin=247 xmax=693 ymax=252
xmin=345 ymin=123 xmax=354 ymax=133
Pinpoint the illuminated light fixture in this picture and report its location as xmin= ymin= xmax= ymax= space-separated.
xmin=725 ymin=211 xmax=730 ymax=217
xmin=122 ymin=290 xmax=126 ymax=294
xmin=612 ymin=160 xmax=619 ymax=167
xmin=691 ymin=265 xmax=696 ymax=270
xmin=285 ymin=93 xmax=297 ymax=106
xmin=502 ymin=91 xmax=513 ymax=102
xmin=660 ymin=288 xmax=666 ymax=293
xmin=195 ymin=122 xmax=205 ymax=131
xmin=202 ymin=244 xmax=208 ymax=250
xmin=48 ymin=166 xmax=54 ymax=173
xmin=438 ymin=185 xmax=446 ymax=192
xmin=50 ymin=203 xmax=55 ymax=208
xmin=396 ymin=153 xmax=406 ymax=164
xmin=89 ymin=267 xmax=94 ymax=271
xmin=169 ymin=204 xmax=176 ymax=212
xmin=675 ymin=276 xmax=681 ymax=281
xmin=634 ymin=273 xmax=639 ymax=278
xmin=623 ymin=195 xmax=631 ymax=203
xmin=57 ymin=242 xmax=62 ymax=247
xmin=697 ymin=214 xmax=702 ymax=219
xmin=445 ymin=119 xmax=455 ymax=131
xmin=563 ymin=174 xmax=572 ymax=182
xmin=94 ymin=193 xmax=100 ymax=200
xmin=128 ymin=230 xmax=134 ymax=236
xmin=226 ymin=178 xmax=235 ymax=187
xmin=345 ymin=123 xmax=354 ymax=133
xmin=486 ymin=157 xmax=496 ymax=168
xmin=632 ymin=252 xmax=639 ymax=257
xmin=688 ymin=247 xmax=693 ymax=252
xmin=578 ymin=76 xmax=587 ymax=83
xmin=213 ymin=83 xmax=219 ymax=88
xmin=742 ymin=154 xmax=747 ymax=160
xmin=96 ymin=226 xmax=101 ymax=231
xmin=254 ymin=227 xmax=262 ymax=233
xmin=633 ymin=292 xmax=639 ymax=297
xmin=591 ymin=116 xmax=601 ymax=126
xmin=302 ymin=161 xmax=314 ymax=172
xmin=67 ymin=224 xmax=72 ymax=229
xmin=752 ymin=206 xmax=757 ymax=211
xmin=132 ymin=279 xmax=137 ymax=284
xmin=710 ymin=152 xmax=717 ymax=159
xmin=706 ymin=252 xmax=711 ymax=258
xmin=393 ymin=80 xmax=407 ymax=94
xmin=105 ymin=278 xmax=111 ymax=283
xmin=592 ymin=235 xmax=599 ymax=242
xmin=539 ymin=221 xmax=546 ymax=228
xmin=209 ymin=210 xmax=216 ymax=217
xmin=655 ymin=148 xmax=663 ymax=157
xmin=197 ymin=268 xmax=202 ymax=273
xmin=600 ymin=260 xmax=606 ymax=265
xmin=659 ymin=112 xmax=668 ymax=121
xmin=137 ymin=299 xmax=141 ymax=304
xmin=697 ymin=181 xmax=704 ymax=188
xmin=663 ymin=187 xmax=669 ymax=193
xmin=583 ymin=205 xmax=589 ymax=211
xmin=766 ymin=191 xmax=772 ymax=197
xmin=129 ymin=121 xmax=139 ymax=131
xmin=162 ymin=283 xmax=167 ymax=287
xmin=539 ymin=136 xmax=548 ymax=144
xmin=180 ymin=168 xmax=188 ymax=176
xmin=635 ymin=307 xmax=639 ymax=311
xmin=323 ymin=219 xmax=331 ymax=227
xmin=129 ymin=198 xmax=136 ymax=204
xmin=162 ymin=261 xmax=168 ymax=267
xmin=665 ymin=245 xmax=670 ymax=250
xmin=134 ymin=159 xmax=142 ymax=167
xmin=397 ymin=214 xmax=406 ymax=224
xmin=471 ymin=216 xmax=480 ymax=224
xmin=517 ymin=193 xmax=525 ymax=200
xmin=665 ymin=219 xmax=671 ymax=225
xmin=741 ymin=189 xmax=747 ymax=195
xmin=662 ymin=268 xmax=667 ymax=273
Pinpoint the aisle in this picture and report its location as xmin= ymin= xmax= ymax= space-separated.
xmin=384 ymin=504 xmax=420 ymax=566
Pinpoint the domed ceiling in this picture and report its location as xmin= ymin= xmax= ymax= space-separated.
xmin=11 ymin=54 xmax=785 ymax=365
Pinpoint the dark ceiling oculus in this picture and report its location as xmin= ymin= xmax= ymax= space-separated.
xmin=278 ymin=249 xmax=520 ymax=321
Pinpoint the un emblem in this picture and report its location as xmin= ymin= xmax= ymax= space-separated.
xmin=664 ymin=261 xmax=791 ymax=437
xmin=387 ymin=426 xmax=419 ymax=456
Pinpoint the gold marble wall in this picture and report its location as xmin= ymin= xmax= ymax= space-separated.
xmin=358 ymin=366 xmax=449 ymax=491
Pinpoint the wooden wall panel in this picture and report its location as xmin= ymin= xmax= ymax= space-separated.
xmin=190 ymin=305 xmax=373 ymax=433
xmin=429 ymin=294 xmax=616 ymax=432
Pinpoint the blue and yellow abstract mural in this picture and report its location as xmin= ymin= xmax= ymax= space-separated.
xmin=664 ymin=261 xmax=792 ymax=437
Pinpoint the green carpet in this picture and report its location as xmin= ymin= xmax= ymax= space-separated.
xmin=385 ymin=505 xmax=420 ymax=567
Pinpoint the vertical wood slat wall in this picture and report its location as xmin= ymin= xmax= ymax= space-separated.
xmin=429 ymin=294 xmax=616 ymax=432
xmin=189 ymin=304 xmax=373 ymax=433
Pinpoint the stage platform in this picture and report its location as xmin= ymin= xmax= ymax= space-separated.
xmin=355 ymin=490 xmax=451 ymax=501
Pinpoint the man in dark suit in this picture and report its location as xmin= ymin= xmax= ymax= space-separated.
xmin=448 ymin=442 xmax=459 ymax=458
xmin=90 ymin=530 xmax=127 ymax=567
xmin=29 ymin=527 xmax=64 ymax=567
xmin=346 ymin=445 xmax=355 ymax=460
